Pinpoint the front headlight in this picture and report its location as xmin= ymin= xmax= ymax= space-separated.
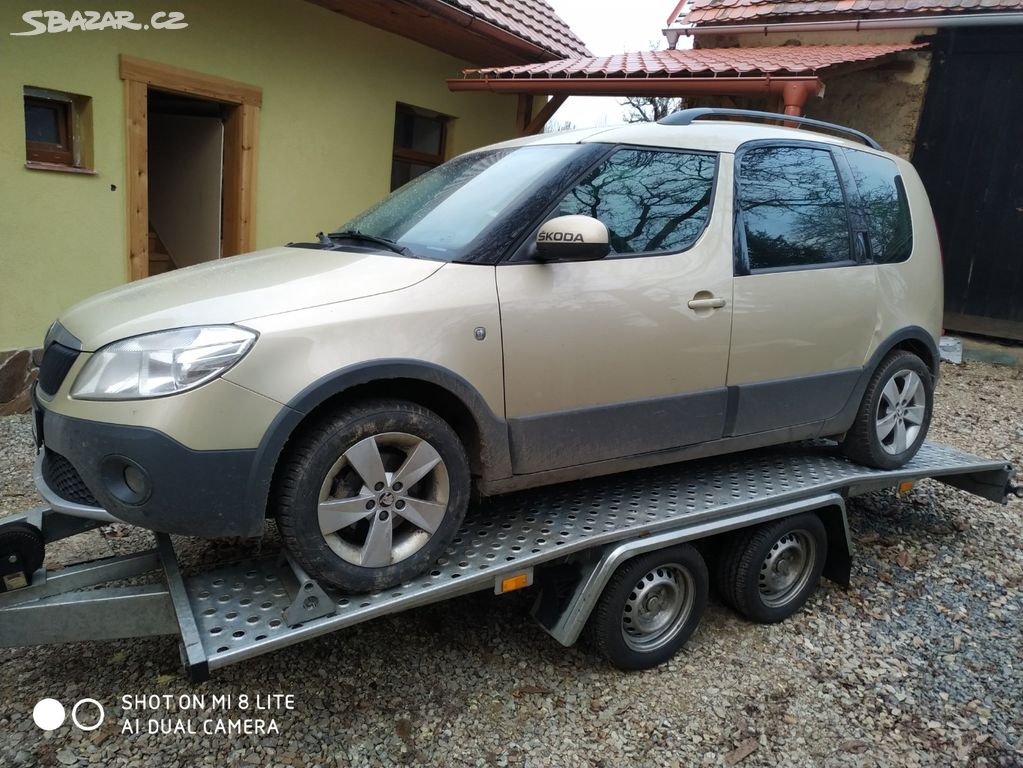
xmin=70 ymin=326 xmax=257 ymax=400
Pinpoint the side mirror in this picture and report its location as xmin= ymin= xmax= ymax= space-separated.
xmin=535 ymin=215 xmax=610 ymax=262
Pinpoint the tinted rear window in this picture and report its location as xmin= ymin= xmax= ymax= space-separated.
xmin=844 ymin=149 xmax=913 ymax=264
xmin=737 ymin=145 xmax=851 ymax=271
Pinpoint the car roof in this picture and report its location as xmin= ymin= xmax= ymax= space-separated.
xmin=486 ymin=119 xmax=886 ymax=156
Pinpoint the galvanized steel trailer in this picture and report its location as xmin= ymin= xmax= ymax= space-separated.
xmin=0 ymin=441 xmax=1017 ymax=681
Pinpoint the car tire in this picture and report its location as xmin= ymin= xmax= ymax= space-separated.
xmin=586 ymin=545 xmax=708 ymax=671
xmin=842 ymin=350 xmax=933 ymax=470
xmin=273 ymin=399 xmax=470 ymax=593
xmin=717 ymin=513 xmax=827 ymax=624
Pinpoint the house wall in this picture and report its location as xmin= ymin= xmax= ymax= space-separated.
xmin=698 ymin=30 xmax=935 ymax=159
xmin=0 ymin=0 xmax=521 ymax=363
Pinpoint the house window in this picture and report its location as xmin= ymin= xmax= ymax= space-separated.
xmin=24 ymin=86 xmax=93 ymax=172
xmin=391 ymin=103 xmax=449 ymax=190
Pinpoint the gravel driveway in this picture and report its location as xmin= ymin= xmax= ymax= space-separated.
xmin=0 ymin=361 xmax=1020 ymax=767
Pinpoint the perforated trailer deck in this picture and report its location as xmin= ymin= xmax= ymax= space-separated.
xmin=0 ymin=441 xmax=1017 ymax=681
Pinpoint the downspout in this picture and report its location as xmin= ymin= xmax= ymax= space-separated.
xmin=663 ymin=11 xmax=1023 ymax=45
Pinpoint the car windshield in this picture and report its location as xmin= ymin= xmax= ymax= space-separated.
xmin=339 ymin=145 xmax=585 ymax=261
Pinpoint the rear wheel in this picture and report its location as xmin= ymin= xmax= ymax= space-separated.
xmin=274 ymin=400 xmax=470 ymax=593
xmin=842 ymin=350 xmax=933 ymax=470
xmin=586 ymin=545 xmax=708 ymax=670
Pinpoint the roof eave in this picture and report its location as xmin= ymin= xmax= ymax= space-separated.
xmin=306 ymin=0 xmax=591 ymax=64
xmin=674 ymin=9 xmax=1023 ymax=34
xmin=447 ymin=75 xmax=824 ymax=100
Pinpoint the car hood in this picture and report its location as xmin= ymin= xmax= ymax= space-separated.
xmin=59 ymin=246 xmax=445 ymax=350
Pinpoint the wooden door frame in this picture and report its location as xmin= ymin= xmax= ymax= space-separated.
xmin=120 ymin=55 xmax=261 ymax=280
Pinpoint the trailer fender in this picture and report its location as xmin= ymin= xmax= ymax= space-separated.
xmin=533 ymin=493 xmax=847 ymax=648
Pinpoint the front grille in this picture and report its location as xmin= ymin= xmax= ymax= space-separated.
xmin=37 ymin=342 xmax=80 ymax=397
xmin=41 ymin=450 xmax=100 ymax=508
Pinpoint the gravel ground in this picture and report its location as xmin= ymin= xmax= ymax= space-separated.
xmin=0 ymin=360 xmax=1021 ymax=767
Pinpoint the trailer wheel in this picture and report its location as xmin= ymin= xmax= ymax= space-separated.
xmin=587 ymin=545 xmax=708 ymax=671
xmin=274 ymin=399 xmax=470 ymax=593
xmin=0 ymin=522 xmax=45 ymax=589
xmin=717 ymin=513 xmax=827 ymax=624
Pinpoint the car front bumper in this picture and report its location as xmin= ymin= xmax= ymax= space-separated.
xmin=33 ymin=395 xmax=268 ymax=539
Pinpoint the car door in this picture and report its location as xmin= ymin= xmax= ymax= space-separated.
xmin=497 ymin=146 xmax=733 ymax=475
xmin=727 ymin=142 xmax=878 ymax=437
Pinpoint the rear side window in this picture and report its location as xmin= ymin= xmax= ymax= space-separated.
xmin=555 ymin=148 xmax=716 ymax=256
xmin=737 ymin=145 xmax=851 ymax=271
xmin=844 ymin=149 xmax=913 ymax=264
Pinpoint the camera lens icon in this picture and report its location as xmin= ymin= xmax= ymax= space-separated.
xmin=32 ymin=698 xmax=105 ymax=732
xmin=32 ymin=699 xmax=65 ymax=731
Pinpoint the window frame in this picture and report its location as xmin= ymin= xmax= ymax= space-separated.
xmin=509 ymin=143 xmax=721 ymax=264
xmin=391 ymin=103 xmax=450 ymax=190
xmin=24 ymin=90 xmax=75 ymax=167
xmin=733 ymin=139 xmax=862 ymax=276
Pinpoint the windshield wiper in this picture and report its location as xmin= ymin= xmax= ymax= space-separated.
xmin=322 ymin=229 xmax=413 ymax=256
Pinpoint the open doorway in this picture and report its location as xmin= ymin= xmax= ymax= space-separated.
xmin=147 ymin=90 xmax=225 ymax=276
xmin=120 ymin=56 xmax=261 ymax=281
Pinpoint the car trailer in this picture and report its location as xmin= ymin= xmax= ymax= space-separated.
xmin=0 ymin=441 xmax=1018 ymax=682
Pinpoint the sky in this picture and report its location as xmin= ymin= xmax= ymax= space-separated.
xmin=545 ymin=0 xmax=682 ymax=129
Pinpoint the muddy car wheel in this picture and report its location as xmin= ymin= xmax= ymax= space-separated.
xmin=843 ymin=351 xmax=933 ymax=470
xmin=274 ymin=400 xmax=470 ymax=592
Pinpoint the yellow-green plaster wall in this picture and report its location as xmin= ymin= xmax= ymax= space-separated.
xmin=0 ymin=0 xmax=523 ymax=348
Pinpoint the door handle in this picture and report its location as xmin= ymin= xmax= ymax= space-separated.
xmin=687 ymin=296 xmax=727 ymax=310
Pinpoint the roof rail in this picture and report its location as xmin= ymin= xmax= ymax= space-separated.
xmin=657 ymin=108 xmax=882 ymax=151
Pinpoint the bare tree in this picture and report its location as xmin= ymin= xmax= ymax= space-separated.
xmin=544 ymin=118 xmax=577 ymax=134
xmin=620 ymin=95 xmax=687 ymax=123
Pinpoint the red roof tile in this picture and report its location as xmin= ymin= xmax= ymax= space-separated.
xmin=445 ymin=0 xmax=590 ymax=57
xmin=459 ymin=43 xmax=926 ymax=78
xmin=675 ymin=0 xmax=1023 ymax=24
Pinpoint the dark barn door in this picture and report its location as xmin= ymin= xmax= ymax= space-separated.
xmin=912 ymin=28 xmax=1023 ymax=340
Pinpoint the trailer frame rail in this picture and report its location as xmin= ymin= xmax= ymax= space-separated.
xmin=0 ymin=440 xmax=1014 ymax=680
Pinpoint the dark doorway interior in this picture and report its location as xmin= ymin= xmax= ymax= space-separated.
xmin=147 ymin=90 xmax=227 ymax=276
xmin=913 ymin=28 xmax=1023 ymax=341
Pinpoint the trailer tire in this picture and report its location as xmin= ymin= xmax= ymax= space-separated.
xmin=717 ymin=513 xmax=827 ymax=624
xmin=842 ymin=350 xmax=933 ymax=470
xmin=0 ymin=522 xmax=45 ymax=586
xmin=586 ymin=545 xmax=707 ymax=671
xmin=274 ymin=399 xmax=470 ymax=593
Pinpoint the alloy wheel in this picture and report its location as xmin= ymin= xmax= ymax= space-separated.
xmin=875 ymin=369 xmax=927 ymax=455
xmin=317 ymin=432 xmax=450 ymax=568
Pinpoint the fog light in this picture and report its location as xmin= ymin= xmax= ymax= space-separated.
xmin=100 ymin=456 xmax=151 ymax=505
xmin=123 ymin=465 xmax=146 ymax=495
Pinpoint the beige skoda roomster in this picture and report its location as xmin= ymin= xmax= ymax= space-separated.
xmin=32 ymin=110 xmax=942 ymax=592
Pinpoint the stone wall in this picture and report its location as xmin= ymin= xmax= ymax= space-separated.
xmin=803 ymin=52 xmax=932 ymax=160
xmin=0 ymin=349 xmax=40 ymax=416
xmin=694 ymin=30 xmax=935 ymax=160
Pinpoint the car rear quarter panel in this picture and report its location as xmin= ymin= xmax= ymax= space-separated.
xmin=867 ymin=158 xmax=944 ymax=366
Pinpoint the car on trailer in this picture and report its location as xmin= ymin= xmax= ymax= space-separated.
xmin=29 ymin=109 xmax=942 ymax=596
